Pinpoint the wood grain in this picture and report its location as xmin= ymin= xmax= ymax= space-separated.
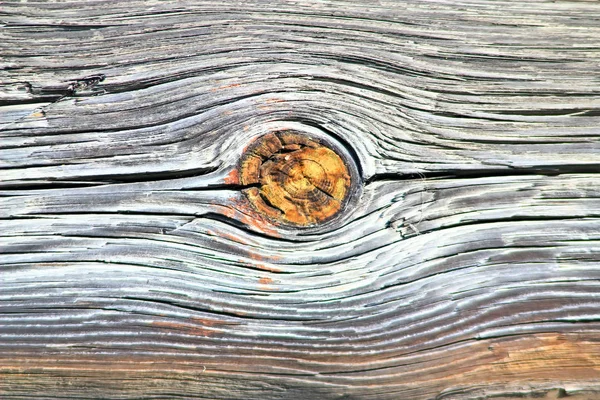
xmin=2 ymin=0 xmax=600 ymax=399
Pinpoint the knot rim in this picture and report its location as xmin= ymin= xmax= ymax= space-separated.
xmin=238 ymin=129 xmax=360 ymax=229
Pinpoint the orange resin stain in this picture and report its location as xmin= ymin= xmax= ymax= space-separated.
xmin=254 ymin=263 xmax=282 ymax=273
xmin=244 ymin=249 xmax=283 ymax=265
xmin=258 ymin=277 xmax=273 ymax=285
xmin=236 ymin=258 xmax=282 ymax=273
xmin=258 ymin=276 xmax=276 ymax=291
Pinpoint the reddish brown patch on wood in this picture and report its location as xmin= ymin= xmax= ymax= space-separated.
xmin=237 ymin=257 xmax=282 ymax=273
xmin=244 ymin=248 xmax=282 ymax=263
xmin=258 ymin=276 xmax=276 ymax=290
xmin=223 ymin=168 xmax=240 ymax=185
xmin=152 ymin=320 xmax=222 ymax=337
xmin=258 ymin=277 xmax=273 ymax=285
xmin=255 ymin=263 xmax=282 ymax=273
xmin=236 ymin=208 xmax=280 ymax=237
xmin=219 ymin=231 xmax=248 ymax=245
xmin=189 ymin=317 xmax=228 ymax=327
xmin=219 ymin=199 xmax=280 ymax=237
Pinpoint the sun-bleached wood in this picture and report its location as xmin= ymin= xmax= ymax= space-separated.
xmin=2 ymin=0 xmax=600 ymax=399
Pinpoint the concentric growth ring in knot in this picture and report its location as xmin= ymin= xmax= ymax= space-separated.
xmin=240 ymin=131 xmax=352 ymax=226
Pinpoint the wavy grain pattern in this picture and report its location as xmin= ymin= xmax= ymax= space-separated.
xmin=2 ymin=1 xmax=600 ymax=399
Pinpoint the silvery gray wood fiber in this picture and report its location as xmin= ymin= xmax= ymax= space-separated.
xmin=1 ymin=1 xmax=600 ymax=399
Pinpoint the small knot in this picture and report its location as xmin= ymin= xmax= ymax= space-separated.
xmin=240 ymin=131 xmax=351 ymax=226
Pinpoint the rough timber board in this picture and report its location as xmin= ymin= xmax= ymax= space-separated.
xmin=1 ymin=0 xmax=600 ymax=399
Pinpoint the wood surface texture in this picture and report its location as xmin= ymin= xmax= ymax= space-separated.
xmin=2 ymin=0 xmax=600 ymax=399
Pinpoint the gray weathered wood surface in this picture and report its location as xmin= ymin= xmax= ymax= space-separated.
xmin=2 ymin=1 xmax=600 ymax=399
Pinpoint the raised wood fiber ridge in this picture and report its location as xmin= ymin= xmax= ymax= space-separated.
xmin=1 ymin=1 xmax=600 ymax=399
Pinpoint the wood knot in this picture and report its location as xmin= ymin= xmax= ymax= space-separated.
xmin=240 ymin=131 xmax=352 ymax=226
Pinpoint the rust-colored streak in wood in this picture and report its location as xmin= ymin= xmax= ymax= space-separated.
xmin=258 ymin=277 xmax=273 ymax=285
xmin=152 ymin=320 xmax=223 ymax=337
xmin=223 ymin=168 xmax=240 ymax=185
xmin=240 ymin=131 xmax=351 ymax=226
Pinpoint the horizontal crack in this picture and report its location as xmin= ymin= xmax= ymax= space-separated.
xmin=366 ymin=164 xmax=600 ymax=184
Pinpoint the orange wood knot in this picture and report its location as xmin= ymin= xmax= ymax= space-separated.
xmin=239 ymin=131 xmax=352 ymax=226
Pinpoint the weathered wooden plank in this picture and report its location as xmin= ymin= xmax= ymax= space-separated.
xmin=2 ymin=0 xmax=600 ymax=399
xmin=2 ymin=0 xmax=600 ymax=184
